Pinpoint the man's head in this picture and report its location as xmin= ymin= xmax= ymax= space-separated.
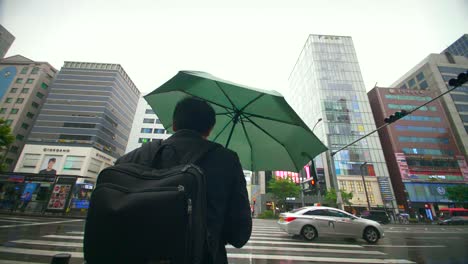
xmin=48 ymin=158 xmax=56 ymax=169
xmin=172 ymin=97 xmax=216 ymax=138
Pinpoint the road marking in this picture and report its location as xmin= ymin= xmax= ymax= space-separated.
xmin=0 ymin=219 xmax=36 ymax=224
xmin=249 ymin=232 xmax=288 ymax=237
xmin=67 ymin=231 xmax=84 ymax=235
xmin=227 ymin=253 xmax=415 ymax=263
xmin=43 ymin=235 xmax=83 ymax=240
xmin=247 ymin=240 xmax=364 ymax=248
xmin=385 ymin=231 xmax=468 ymax=234
xmin=252 ymin=231 xmax=286 ymax=234
xmin=365 ymin=245 xmax=446 ymax=248
xmin=250 ymin=236 xmax=296 ymax=241
xmin=12 ymin=239 xmax=82 ymax=247
xmin=0 ymin=246 xmax=83 ymax=258
xmin=227 ymin=245 xmax=386 ymax=255
xmin=0 ymin=219 xmax=83 ymax=229
xmin=0 ymin=260 xmax=45 ymax=264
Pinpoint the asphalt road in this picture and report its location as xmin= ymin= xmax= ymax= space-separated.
xmin=0 ymin=215 xmax=466 ymax=264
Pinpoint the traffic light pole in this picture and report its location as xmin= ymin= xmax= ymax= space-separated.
xmin=331 ymin=83 xmax=464 ymax=157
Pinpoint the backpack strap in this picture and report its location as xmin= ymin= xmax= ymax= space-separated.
xmin=186 ymin=143 xmax=220 ymax=165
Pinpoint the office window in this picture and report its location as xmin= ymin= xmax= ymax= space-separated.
xmin=451 ymin=94 xmax=468 ymax=102
xmin=460 ymin=114 xmax=468 ymax=123
xmin=408 ymin=79 xmax=416 ymax=87
xmin=395 ymin=125 xmax=446 ymax=133
xmin=64 ymin=156 xmax=85 ymax=171
xmin=16 ymin=134 xmax=25 ymax=141
xmin=10 ymin=108 xmax=19 ymax=114
xmin=356 ymin=182 xmax=363 ymax=192
xmin=138 ymin=138 xmax=151 ymax=143
xmin=5 ymin=158 xmax=14 ymax=164
xmin=41 ymin=83 xmax=48 ymax=89
xmin=398 ymin=136 xmax=449 ymax=144
xmin=419 ymin=81 xmax=428 ymax=90
xmin=145 ymin=109 xmax=155 ymax=114
xmin=10 ymin=88 xmax=18 ymax=93
xmin=416 ymin=72 xmax=425 ymax=81
xmin=143 ymin=118 xmax=155 ymax=124
xmin=400 ymin=84 xmax=407 ymax=90
xmin=385 ymin=95 xmax=431 ymax=101
xmin=156 ymin=119 xmax=162 ymax=124
xmin=141 ymin=128 xmax=153 ymax=133
xmin=21 ymin=88 xmax=30 ymax=93
xmin=26 ymin=112 xmax=34 ymax=119
xmin=26 ymin=78 xmax=34 ymax=84
xmin=0 ymin=108 xmax=7 ymax=114
xmin=5 ymin=119 xmax=13 ymax=126
xmin=9 ymin=146 xmax=19 ymax=153
xmin=31 ymin=67 xmax=39 ymax=74
xmin=36 ymin=92 xmax=45 ymax=99
xmin=15 ymin=78 xmax=23 ymax=84
xmin=402 ymin=148 xmax=454 ymax=156
xmin=21 ymin=123 xmax=29 ymax=130
xmin=21 ymin=67 xmax=29 ymax=74
xmin=402 ymin=115 xmax=441 ymax=122
xmin=5 ymin=98 xmax=13 ymax=103
xmin=154 ymin=129 xmax=165 ymax=134
xmin=16 ymin=98 xmax=24 ymax=104
xmin=388 ymin=104 xmax=434 ymax=111
xmin=32 ymin=102 xmax=39 ymax=108
xmin=22 ymin=154 xmax=41 ymax=168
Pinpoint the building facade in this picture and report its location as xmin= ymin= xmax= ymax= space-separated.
xmin=368 ymin=87 xmax=467 ymax=217
xmin=0 ymin=55 xmax=57 ymax=170
xmin=125 ymin=97 xmax=171 ymax=153
xmin=15 ymin=61 xmax=140 ymax=181
xmin=287 ymin=34 xmax=396 ymax=211
xmin=0 ymin=25 xmax=15 ymax=59
xmin=442 ymin=34 xmax=468 ymax=58
xmin=391 ymin=54 xmax=468 ymax=158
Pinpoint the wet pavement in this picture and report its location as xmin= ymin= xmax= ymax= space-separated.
xmin=0 ymin=215 xmax=466 ymax=263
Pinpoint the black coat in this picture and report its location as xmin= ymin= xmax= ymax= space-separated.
xmin=116 ymin=129 xmax=252 ymax=263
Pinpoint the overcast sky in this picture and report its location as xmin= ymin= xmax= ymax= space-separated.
xmin=1 ymin=0 xmax=467 ymax=95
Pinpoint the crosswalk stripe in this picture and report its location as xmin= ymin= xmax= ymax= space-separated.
xmin=250 ymin=236 xmax=295 ymax=241
xmin=0 ymin=219 xmax=36 ymax=224
xmin=247 ymin=240 xmax=363 ymax=248
xmin=0 ymin=219 xmax=83 ymax=229
xmin=227 ymin=253 xmax=415 ymax=263
xmin=67 ymin=231 xmax=84 ymax=235
xmin=252 ymin=231 xmax=286 ymax=234
xmin=0 ymin=260 xmax=45 ymax=264
xmin=227 ymin=245 xmax=386 ymax=255
xmin=365 ymin=245 xmax=446 ymax=248
xmin=0 ymin=246 xmax=83 ymax=258
xmin=43 ymin=235 xmax=83 ymax=240
xmin=12 ymin=239 xmax=82 ymax=247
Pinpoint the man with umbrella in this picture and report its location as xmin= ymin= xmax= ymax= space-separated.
xmin=117 ymin=96 xmax=252 ymax=263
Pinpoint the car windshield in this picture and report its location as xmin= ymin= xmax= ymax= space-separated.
xmin=290 ymin=207 xmax=306 ymax=214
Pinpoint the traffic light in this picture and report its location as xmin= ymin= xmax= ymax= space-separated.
xmin=384 ymin=110 xmax=408 ymax=124
xmin=448 ymin=71 xmax=468 ymax=87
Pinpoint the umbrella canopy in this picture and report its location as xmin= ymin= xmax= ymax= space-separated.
xmin=144 ymin=71 xmax=328 ymax=172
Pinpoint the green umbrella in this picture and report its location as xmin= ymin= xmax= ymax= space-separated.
xmin=144 ymin=71 xmax=328 ymax=172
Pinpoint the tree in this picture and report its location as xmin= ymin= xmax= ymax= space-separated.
xmin=268 ymin=177 xmax=300 ymax=212
xmin=324 ymin=188 xmax=353 ymax=207
xmin=0 ymin=118 xmax=15 ymax=172
xmin=446 ymin=185 xmax=468 ymax=206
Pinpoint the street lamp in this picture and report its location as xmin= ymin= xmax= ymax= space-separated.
xmin=301 ymin=118 xmax=323 ymax=207
xmin=360 ymin=162 xmax=372 ymax=210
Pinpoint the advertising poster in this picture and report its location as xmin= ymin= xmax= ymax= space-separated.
xmin=70 ymin=183 xmax=94 ymax=209
xmin=39 ymin=155 xmax=62 ymax=175
xmin=47 ymin=184 xmax=71 ymax=210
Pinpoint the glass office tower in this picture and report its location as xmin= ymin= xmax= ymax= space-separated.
xmin=287 ymin=35 xmax=396 ymax=211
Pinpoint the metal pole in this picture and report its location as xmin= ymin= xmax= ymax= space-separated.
xmin=360 ymin=162 xmax=371 ymax=210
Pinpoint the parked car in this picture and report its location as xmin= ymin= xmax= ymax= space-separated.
xmin=438 ymin=216 xmax=468 ymax=225
xmin=277 ymin=206 xmax=384 ymax=244
xmin=360 ymin=210 xmax=391 ymax=224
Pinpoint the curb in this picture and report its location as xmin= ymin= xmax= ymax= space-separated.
xmin=0 ymin=211 xmax=86 ymax=219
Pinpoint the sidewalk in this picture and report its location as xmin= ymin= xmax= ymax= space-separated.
xmin=0 ymin=209 xmax=86 ymax=219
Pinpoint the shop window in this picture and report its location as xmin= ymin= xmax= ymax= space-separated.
xmin=63 ymin=156 xmax=85 ymax=171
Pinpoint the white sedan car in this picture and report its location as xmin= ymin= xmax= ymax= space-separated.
xmin=278 ymin=206 xmax=384 ymax=244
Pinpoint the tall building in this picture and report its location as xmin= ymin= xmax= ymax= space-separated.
xmin=0 ymin=25 xmax=15 ymax=59
xmin=0 ymin=55 xmax=57 ymax=170
xmin=287 ymin=34 xmax=396 ymax=212
xmin=368 ymin=87 xmax=467 ymax=217
xmin=442 ymin=34 xmax=468 ymax=58
xmin=125 ymin=96 xmax=171 ymax=153
xmin=15 ymin=61 xmax=140 ymax=181
xmin=391 ymin=54 xmax=468 ymax=157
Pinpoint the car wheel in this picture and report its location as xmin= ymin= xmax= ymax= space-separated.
xmin=363 ymin=227 xmax=379 ymax=244
xmin=301 ymin=225 xmax=318 ymax=241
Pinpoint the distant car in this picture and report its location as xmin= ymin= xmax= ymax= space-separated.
xmin=277 ymin=206 xmax=384 ymax=244
xmin=360 ymin=210 xmax=391 ymax=224
xmin=438 ymin=216 xmax=468 ymax=225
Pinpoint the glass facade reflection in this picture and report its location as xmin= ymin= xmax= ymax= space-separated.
xmin=287 ymin=35 xmax=396 ymax=208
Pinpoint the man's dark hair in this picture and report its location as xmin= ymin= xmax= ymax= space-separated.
xmin=49 ymin=158 xmax=56 ymax=163
xmin=173 ymin=97 xmax=216 ymax=134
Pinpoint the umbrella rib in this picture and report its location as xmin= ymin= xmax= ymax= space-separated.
xmin=239 ymin=116 xmax=254 ymax=171
xmin=239 ymin=94 xmax=265 ymax=111
xmin=242 ymin=112 xmax=305 ymax=128
xmin=181 ymin=90 xmax=235 ymax=111
xmin=213 ymin=118 xmax=234 ymax=142
xmin=242 ymin=114 xmax=300 ymax=172
xmin=214 ymin=81 xmax=237 ymax=110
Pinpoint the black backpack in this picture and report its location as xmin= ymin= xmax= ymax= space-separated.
xmin=84 ymin=141 xmax=216 ymax=264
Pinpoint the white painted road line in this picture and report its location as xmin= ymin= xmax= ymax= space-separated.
xmin=0 ymin=246 xmax=83 ymax=258
xmin=67 ymin=231 xmax=84 ymax=235
xmin=0 ymin=219 xmax=36 ymax=224
xmin=385 ymin=231 xmax=468 ymax=234
xmin=252 ymin=230 xmax=286 ymax=234
xmin=12 ymin=239 xmax=82 ymax=248
xmin=227 ymin=253 xmax=415 ymax=263
xmin=250 ymin=236 xmax=296 ymax=241
xmin=0 ymin=219 xmax=83 ymax=229
xmin=227 ymin=245 xmax=386 ymax=255
xmin=43 ymin=235 xmax=83 ymax=240
xmin=247 ymin=240 xmax=364 ymax=248
xmin=0 ymin=260 xmax=45 ymax=264
xmin=365 ymin=245 xmax=446 ymax=248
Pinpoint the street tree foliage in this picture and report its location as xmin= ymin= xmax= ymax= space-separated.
xmin=446 ymin=185 xmax=468 ymax=206
xmin=268 ymin=177 xmax=300 ymax=212
xmin=0 ymin=118 xmax=15 ymax=172
xmin=324 ymin=188 xmax=353 ymax=207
